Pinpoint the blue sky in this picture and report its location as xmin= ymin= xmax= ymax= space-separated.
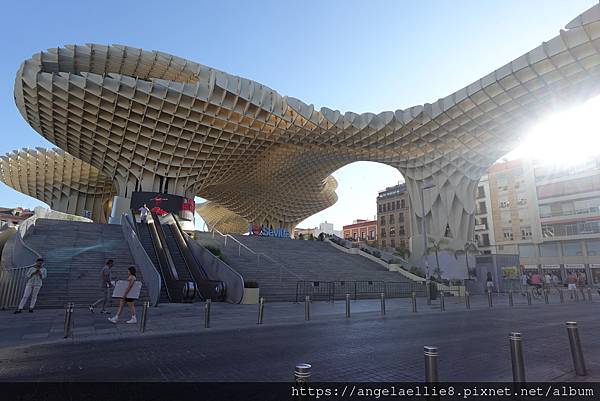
xmin=0 ymin=0 xmax=596 ymax=230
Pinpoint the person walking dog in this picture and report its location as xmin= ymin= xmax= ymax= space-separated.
xmin=14 ymin=258 xmax=47 ymax=313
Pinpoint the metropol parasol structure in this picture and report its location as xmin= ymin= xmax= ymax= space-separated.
xmin=2 ymin=4 xmax=600 ymax=252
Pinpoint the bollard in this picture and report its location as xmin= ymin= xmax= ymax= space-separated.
xmin=559 ymin=289 xmax=564 ymax=304
xmin=439 ymin=291 xmax=445 ymax=312
xmin=204 ymin=299 xmax=211 ymax=328
xmin=465 ymin=291 xmax=470 ymax=309
xmin=257 ymin=297 xmax=265 ymax=325
xmin=526 ymin=291 xmax=532 ymax=305
xmin=380 ymin=292 xmax=386 ymax=316
xmin=543 ymin=289 xmax=549 ymax=304
xmin=294 ymin=363 xmax=312 ymax=384
xmin=423 ymin=346 xmax=439 ymax=383
xmin=305 ymin=296 xmax=310 ymax=321
xmin=587 ymin=288 xmax=592 ymax=303
xmin=509 ymin=332 xmax=526 ymax=383
xmin=345 ymin=293 xmax=351 ymax=318
xmin=63 ymin=302 xmax=74 ymax=339
xmin=566 ymin=322 xmax=587 ymax=376
xmin=426 ymin=282 xmax=431 ymax=306
xmin=575 ymin=289 xmax=580 ymax=303
xmin=139 ymin=301 xmax=149 ymax=333
xmin=508 ymin=290 xmax=514 ymax=307
xmin=487 ymin=290 xmax=493 ymax=308
xmin=411 ymin=291 xmax=417 ymax=313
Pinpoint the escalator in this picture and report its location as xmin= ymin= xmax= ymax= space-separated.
xmin=136 ymin=222 xmax=170 ymax=303
xmin=134 ymin=212 xmax=194 ymax=303
xmin=156 ymin=213 xmax=226 ymax=301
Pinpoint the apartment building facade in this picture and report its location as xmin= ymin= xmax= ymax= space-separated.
xmin=376 ymin=183 xmax=411 ymax=251
xmin=343 ymin=219 xmax=377 ymax=244
xmin=479 ymin=158 xmax=600 ymax=285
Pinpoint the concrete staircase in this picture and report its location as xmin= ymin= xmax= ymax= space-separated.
xmin=195 ymin=232 xmax=422 ymax=302
xmin=22 ymin=219 xmax=148 ymax=309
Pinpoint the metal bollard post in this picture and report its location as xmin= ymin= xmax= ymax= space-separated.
xmin=509 ymin=332 xmax=526 ymax=383
xmin=487 ymin=289 xmax=493 ymax=308
xmin=465 ymin=291 xmax=470 ymax=309
xmin=543 ymin=289 xmax=549 ymax=304
xmin=426 ymin=281 xmax=431 ymax=306
xmin=139 ymin=301 xmax=149 ymax=333
xmin=63 ymin=302 xmax=74 ymax=339
xmin=424 ymin=346 xmax=439 ymax=383
xmin=526 ymin=291 xmax=532 ymax=305
xmin=257 ymin=297 xmax=265 ymax=325
xmin=559 ymin=289 xmax=564 ymax=304
xmin=587 ymin=288 xmax=592 ymax=303
xmin=294 ymin=363 xmax=312 ymax=384
xmin=204 ymin=299 xmax=211 ymax=328
xmin=566 ymin=322 xmax=587 ymax=376
xmin=345 ymin=293 xmax=351 ymax=318
xmin=440 ymin=291 xmax=445 ymax=312
xmin=380 ymin=292 xmax=386 ymax=316
xmin=411 ymin=291 xmax=417 ymax=313
xmin=508 ymin=290 xmax=514 ymax=307
xmin=305 ymin=296 xmax=310 ymax=321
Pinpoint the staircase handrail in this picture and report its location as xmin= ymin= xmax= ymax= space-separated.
xmin=208 ymin=226 xmax=303 ymax=281
xmin=0 ymin=263 xmax=35 ymax=309
xmin=121 ymin=212 xmax=162 ymax=306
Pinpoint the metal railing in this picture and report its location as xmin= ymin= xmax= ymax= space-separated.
xmin=0 ymin=265 xmax=32 ymax=309
xmin=208 ymin=226 xmax=303 ymax=284
xmin=295 ymin=280 xmax=426 ymax=302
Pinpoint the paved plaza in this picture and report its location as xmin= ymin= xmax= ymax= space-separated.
xmin=0 ymin=293 xmax=598 ymax=382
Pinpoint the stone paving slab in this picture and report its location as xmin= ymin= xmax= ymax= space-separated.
xmin=0 ymin=292 xmax=593 ymax=350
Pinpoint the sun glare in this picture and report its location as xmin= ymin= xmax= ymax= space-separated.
xmin=508 ymin=95 xmax=600 ymax=166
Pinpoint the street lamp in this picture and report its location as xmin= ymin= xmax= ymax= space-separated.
xmin=420 ymin=180 xmax=435 ymax=304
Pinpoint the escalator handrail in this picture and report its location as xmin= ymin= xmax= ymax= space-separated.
xmin=150 ymin=212 xmax=181 ymax=282
xmin=169 ymin=214 xmax=209 ymax=281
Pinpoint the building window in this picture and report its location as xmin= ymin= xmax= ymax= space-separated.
xmin=477 ymin=186 xmax=485 ymax=198
xmin=389 ymin=226 xmax=396 ymax=236
xmin=400 ymin=240 xmax=405 ymax=247
xmin=387 ymin=203 xmax=391 ymax=211
xmin=563 ymin=241 xmax=583 ymax=256
xmin=399 ymin=212 xmax=404 ymax=222
xmin=390 ymin=239 xmax=396 ymax=248
xmin=380 ymin=215 xmax=385 ymax=225
xmin=398 ymin=226 xmax=405 ymax=236
xmin=392 ymin=202 xmax=396 ymax=210
xmin=361 ymin=231 xmax=366 ymax=240
xmin=519 ymin=244 xmax=535 ymax=258
xmin=481 ymin=233 xmax=490 ymax=247
xmin=540 ymin=243 xmax=560 ymax=257
xmin=503 ymin=229 xmax=513 ymax=240
xmin=389 ymin=214 xmax=395 ymax=224
xmin=586 ymin=240 xmax=600 ymax=256
xmin=499 ymin=200 xmax=510 ymax=208
xmin=477 ymin=201 xmax=487 ymax=214
xmin=370 ymin=230 xmax=375 ymax=240
xmin=401 ymin=199 xmax=406 ymax=208
xmin=521 ymin=226 xmax=532 ymax=239
xmin=381 ymin=228 xmax=386 ymax=238
xmin=396 ymin=200 xmax=400 ymax=209
xmin=353 ymin=232 xmax=357 ymax=240
xmin=378 ymin=204 xmax=382 ymax=213
xmin=383 ymin=203 xmax=387 ymax=212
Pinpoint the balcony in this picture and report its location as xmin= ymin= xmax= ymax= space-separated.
xmin=475 ymin=223 xmax=488 ymax=231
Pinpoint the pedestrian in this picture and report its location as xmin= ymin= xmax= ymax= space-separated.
xmin=543 ymin=272 xmax=552 ymax=292
xmin=139 ymin=203 xmax=150 ymax=223
xmin=108 ymin=266 xmax=138 ymax=324
xmin=486 ymin=271 xmax=494 ymax=293
xmin=531 ymin=272 xmax=542 ymax=298
xmin=520 ymin=271 xmax=528 ymax=296
xmin=567 ymin=271 xmax=578 ymax=299
xmin=14 ymin=258 xmax=47 ymax=313
xmin=551 ymin=272 xmax=560 ymax=293
xmin=89 ymin=259 xmax=114 ymax=314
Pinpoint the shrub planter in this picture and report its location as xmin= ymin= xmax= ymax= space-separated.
xmin=241 ymin=287 xmax=260 ymax=304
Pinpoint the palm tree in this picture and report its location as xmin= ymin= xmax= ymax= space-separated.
xmin=463 ymin=241 xmax=479 ymax=278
